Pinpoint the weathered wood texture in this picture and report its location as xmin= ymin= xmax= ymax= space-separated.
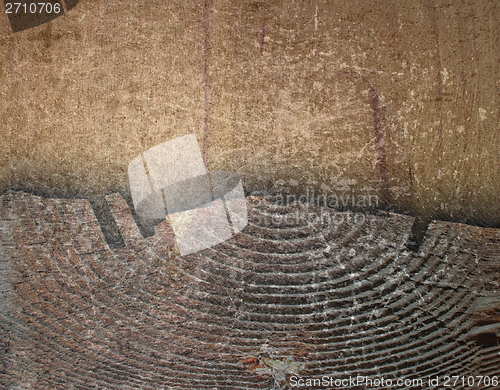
xmin=1 ymin=191 xmax=499 ymax=389
xmin=1 ymin=0 xmax=500 ymax=227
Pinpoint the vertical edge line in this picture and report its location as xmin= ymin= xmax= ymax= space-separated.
xmin=426 ymin=0 xmax=444 ymax=211
xmin=141 ymin=152 xmax=168 ymax=214
xmin=222 ymin=197 xmax=235 ymax=236
xmin=370 ymin=88 xmax=390 ymax=206
xmin=140 ymin=153 xmax=154 ymax=191
xmin=60 ymin=0 xmax=68 ymax=13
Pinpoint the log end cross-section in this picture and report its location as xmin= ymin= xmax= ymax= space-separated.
xmin=1 ymin=191 xmax=499 ymax=389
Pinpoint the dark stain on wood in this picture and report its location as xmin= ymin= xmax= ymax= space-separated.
xmin=469 ymin=297 xmax=500 ymax=348
xmin=425 ymin=0 xmax=444 ymax=207
xmin=405 ymin=216 xmax=431 ymax=252
xmin=370 ymin=88 xmax=390 ymax=205
xmin=88 ymin=195 xmax=125 ymax=249
xmin=203 ymin=0 xmax=212 ymax=167
xmin=259 ymin=19 xmax=266 ymax=55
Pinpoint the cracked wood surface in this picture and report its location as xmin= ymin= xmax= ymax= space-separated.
xmin=1 ymin=191 xmax=499 ymax=389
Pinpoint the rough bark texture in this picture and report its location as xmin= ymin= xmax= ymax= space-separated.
xmin=1 ymin=191 xmax=498 ymax=389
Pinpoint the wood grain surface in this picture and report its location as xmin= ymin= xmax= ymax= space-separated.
xmin=1 ymin=2 xmax=499 ymax=387
xmin=1 ymin=191 xmax=498 ymax=389
xmin=1 ymin=0 xmax=499 ymax=228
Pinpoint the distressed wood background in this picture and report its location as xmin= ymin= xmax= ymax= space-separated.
xmin=1 ymin=1 xmax=500 ymax=388
xmin=1 ymin=191 xmax=499 ymax=389
xmin=1 ymin=0 xmax=499 ymax=227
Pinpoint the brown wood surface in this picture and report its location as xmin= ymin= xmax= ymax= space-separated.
xmin=1 ymin=191 xmax=499 ymax=389
xmin=1 ymin=0 xmax=500 ymax=228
